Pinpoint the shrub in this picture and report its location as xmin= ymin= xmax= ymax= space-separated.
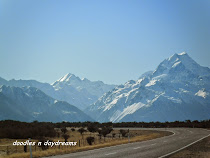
xmin=120 ymin=129 xmax=128 ymax=137
xmin=78 ymin=127 xmax=86 ymax=139
xmin=62 ymin=134 xmax=70 ymax=142
xmin=61 ymin=127 xmax=67 ymax=134
xmin=87 ymin=124 xmax=98 ymax=133
xmin=38 ymin=138 xmax=49 ymax=150
xmin=101 ymin=126 xmax=113 ymax=141
xmin=86 ymin=137 xmax=95 ymax=145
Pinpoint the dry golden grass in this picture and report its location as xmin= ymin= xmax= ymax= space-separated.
xmin=0 ymin=129 xmax=171 ymax=158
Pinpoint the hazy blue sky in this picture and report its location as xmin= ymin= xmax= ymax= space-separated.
xmin=0 ymin=0 xmax=210 ymax=84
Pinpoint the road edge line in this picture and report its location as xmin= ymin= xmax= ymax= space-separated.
xmin=158 ymin=130 xmax=210 ymax=158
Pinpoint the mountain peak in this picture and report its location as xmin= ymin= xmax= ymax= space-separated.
xmin=168 ymin=51 xmax=188 ymax=58
xmin=153 ymin=52 xmax=210 ymax=77
xmin=168 ymin=52 xmax=189 ymax=62
xmin=178 ymin=52 xmax=187 ymax=56
xmin=57 ymin=73 xmax=80 ymax=82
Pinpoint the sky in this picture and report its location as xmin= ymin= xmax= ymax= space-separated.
xmin=0 ymin=0 xmax=210 ymax=85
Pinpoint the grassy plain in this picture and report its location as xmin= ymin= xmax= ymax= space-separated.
xmin=0 ymin=128 xmax=171 ymax=158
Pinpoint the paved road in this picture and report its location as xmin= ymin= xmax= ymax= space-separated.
xmin=43 ymin=128 xmax=210 ymax=158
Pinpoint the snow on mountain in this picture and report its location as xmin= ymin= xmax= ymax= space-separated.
xmin=51 ymin=73 xmax=116 ymax=110
xmin=0 ymin=79 xmax=55 ymax=97
xmin=86 ymin=52 xmax=210 ymax=122
xmin=0 ymin=74 xmax=116 ymax=110
xmin=138 ymin=71 xmax=153 ymax=79
xmin=0 ymin=85 xmax=94 ymax=122
xmin=153 ymin=52 xmax=210 ymax=78
xmin=195 ymin=89 xmax=209 ymax=99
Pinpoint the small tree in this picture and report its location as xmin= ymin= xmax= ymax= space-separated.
xmin=62 ymin=134 xmax=70 ymax=142
xmin=87 ymin=124 xmax=98 ymax=136
xmin=86 ymin=137 xmax=95 ymax=145
xmin=78 ymin=128 xmax=86 ymax=139
xmin=61 ymin=127 xmax=67 ymax=134
xmin=38 ymin=138 xmax=50 ymax=150
xmin=112 ymin=133 xmax=116 ymax=139
xmin=71 ymin=128 xmax=75 ymax=132
xmin=97 ymin=129 xmax=102 ymax=140
xmin=101 ymin=126 xmax=113 ymax=141
xmin=120 ymin=129 xmax=128 ymax=137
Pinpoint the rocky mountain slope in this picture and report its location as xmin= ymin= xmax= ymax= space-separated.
xmin=86 ymin=52 xmax=210 ymax=122
xmin=0 ymin=85 xmax=94 ymax=122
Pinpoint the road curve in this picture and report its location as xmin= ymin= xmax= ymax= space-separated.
xmin=42 ymin=128 xmax=210 ymax=158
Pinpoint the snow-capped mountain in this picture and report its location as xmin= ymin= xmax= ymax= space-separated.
xmin=86 ymin=52 xmax=210 ymax=122
xmin=51 ymin=73 xmax=116 ymax=110
xmin=0 ymin=85 xmax=94 ymax=122
xmin=0 ymin=78 xmax=55 ymax=98
xmin=0 ymin=74 xmax=116 ymax=110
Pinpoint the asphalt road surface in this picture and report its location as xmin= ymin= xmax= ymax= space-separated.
xmin=43 ymin=128 xmax=210 ymax=158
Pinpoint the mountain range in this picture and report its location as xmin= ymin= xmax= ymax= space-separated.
xmin=0 ymin=52 xmax=210 ymax=122
xmin=86 ymin=52 xmax=210 ymax=122
xmin=0 ymin=73 xmax=116 ymax=110
xmin=0 ymin=74 xmax=115 ymax=122
xmin=0 ymin=85 xmax=93 ymax=122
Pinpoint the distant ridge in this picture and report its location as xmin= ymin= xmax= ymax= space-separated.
xmin=0 ymin=85 xmax=94 ymax=122
xmin=0 ymin=74 xmax=116 ymax=110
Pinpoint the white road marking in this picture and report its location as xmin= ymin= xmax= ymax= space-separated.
xmin=159 ymin=133 xmax=210 ymax=158
xmin=187 ymin=130 xmax=193 ymax=134
xmin=133 ymin=143 xmax=156 ymax=150
xmin=105 ymin=152 xmax=117 ymax=155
